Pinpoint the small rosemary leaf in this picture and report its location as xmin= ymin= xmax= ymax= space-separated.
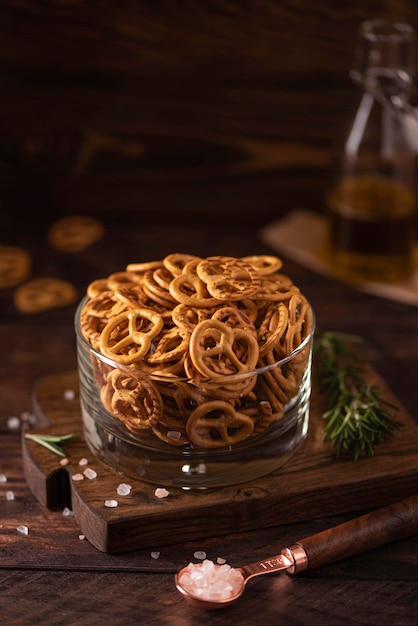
xmin=30 ymin=433 xmax=75 ymax=443
xmin=24 ymin=434 xmax=67 ymax=457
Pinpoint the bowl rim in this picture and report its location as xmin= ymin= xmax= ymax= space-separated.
xmin=74 ymin=295 xmax=316 ymax=384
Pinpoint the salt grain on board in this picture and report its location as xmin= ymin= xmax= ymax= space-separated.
xmin=64 ymin=389 xmax=76 ymax=401
xmin=20 ymin=411 xmax=36 ymax=426
xmin=72 ymin=473 xmax=84 ymax=481
xmin=117 ymin=483 xmax=132 ymax=496
xmin=0 ymin=474 xmax=7 ymax=483
xmin=79 ymin=458 xmax=88 ymax=466
xmin=83 ymin=468 xmax=97 ymax=480
xmin=17 ymin=525 xmax=29 ymax=536
xmin=150 ymin=551 xmax=161 ymax=559
xmin=62 ymin=507 xmax=74 ymax=517
xmin=105 ymin=499 xmax=118 ymax=508
xmin=154 ymin=487 xmax=169 ymax=498
xmin=7 ymin=416 xmax=20 ymax=432
xmin=194 ymin=550 xmax=207 ymax=560
xmin=6 ymin=491 xmax=15 ymax=501
xmin=167 ymin=430 xmax=182 ymax=441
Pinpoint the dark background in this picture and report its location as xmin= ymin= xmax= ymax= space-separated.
xmin=1 ymin=0 xmax=418 ymax=240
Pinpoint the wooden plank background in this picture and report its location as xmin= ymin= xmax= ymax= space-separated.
xmin=1 ymin=0 xmax=418 ymax=235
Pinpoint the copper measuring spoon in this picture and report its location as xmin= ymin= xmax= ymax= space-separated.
xmin=175 ymin=495 xmax=418 ymax=609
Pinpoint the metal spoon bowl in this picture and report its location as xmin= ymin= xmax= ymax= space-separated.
xmin=175 ymin=552 xmax=294 ymax=610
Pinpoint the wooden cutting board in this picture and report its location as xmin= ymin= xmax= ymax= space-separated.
xmin=23 ymin=367 xmax=418 ymax=554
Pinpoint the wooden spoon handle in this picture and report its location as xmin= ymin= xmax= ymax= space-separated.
xmin=287 ymin=495 xmax=418 ymax=572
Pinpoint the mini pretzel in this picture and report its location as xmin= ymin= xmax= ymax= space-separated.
xmin=80 ymin=291 xmax=127 ymax=348
xmin=186 ymin=400 xmax=254 ymax=448
xmin=82 ymin=290 xmax=126 ymax=320
xmin=99 ymin=308 xmax=164 ymax=365
xmin=192 ymin=372 xmax=258 ymax=401
xmin=256 ymin=273 xmax=300 ymax=302
xmin=256 ymin=373 xmax=285 ymax=414
xmin=113 ymin=284 xmax=149 ymax=309
xmin=0 ymin=245 xmax=31 ymax=289
xmin=257 ymin=302 xmax=289 ymax=356
xmin=103 ymin=368 xmax=163 ymax=434
xmin=143 ymin=269 xmax=177 ymax=307
xmin=14 ymin=277 xmax=77 ymax=313
xmin=163 ymin=253 xmax=201 ymax=277
xmin=145 ymin=326 xmax=190 ymax=365
xmin=242 ymin=255 xmax=283 ymax=275
xmin=284 ymin=293 xmax=313 ymax=353
xmin=239 ymin=400 xmax=274 ymax=435
xmin=189 ymin=318 xmax=259 ymax=377
xmin=211 ymin=306 xmax=256 ymax=334
xmin=107 ymin=272 xmax=137 ymax=291
xmin=47 ymin=215 xmax=104 ymax=253
xmin=156 ymin=381 xmax=206 ymax=419
xmin=261 ymin=348 xmax=302 ymax=401
xmin=169 ymin=260 xmax=223 ymax=308
xmin=126 ymin=261 xmax=164 ymax=275
xmin=196 ymin=256 xmax=261 ymax=300
xmin=87 ymin=278 xmax=111 ymax=298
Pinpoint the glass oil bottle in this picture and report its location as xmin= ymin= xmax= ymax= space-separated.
xmin=326 ymin=19 xmax=417 ymax=283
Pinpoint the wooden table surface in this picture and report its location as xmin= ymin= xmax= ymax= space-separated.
xmin=1 ymin=217 xmax=418 ymax=626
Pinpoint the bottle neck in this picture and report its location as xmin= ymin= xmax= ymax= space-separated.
xmin=351 ymin=19 xmax=415 ymax=98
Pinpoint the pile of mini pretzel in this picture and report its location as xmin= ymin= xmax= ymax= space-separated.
xmin=79 ymin=253 xmax=313 ymax=449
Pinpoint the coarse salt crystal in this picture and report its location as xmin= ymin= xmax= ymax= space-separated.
xmin=83 ymin=468 xmax=97 ymax=480
xmin=72 ymin=473 xmax=84 ymax=482
xmin=194 ymin=550 xmax=207 ymax=560
xmin=217 ymin=557 xmax=227 ymax=565
xmin=6 ymin=491 xmax=15 ymax=501
xmin=150 ymin=551 xmax=160 ymax=559
xmin=105 ymin=499 xmax=118 ymax=508
xmin=177 ymin=560 xmax=244 ymax=602
xmin=60 ymin=458 xmax=69 ymax=466
xmin=167 ymin=430 xmax=182 ymax=441
xmin=62 ymin=507 xmax=74 ymax=517
xmin=0 ymin=474 xmax=7 ymax=483
xmin=64 ymin=389 xmax=76 ymax=401
xmin=117 ymin=483 xmax=132 ymax=496
xmin=79 ymin=534 xmax=86 ymax=541
xmin=154 ymin=487 xmax=169 ymax=499
xmin=78 ymin=458 xmax=88 ymax=466
xmin=20 ymin=411 xmax=36 ymax=425
xmin=17 ymin=525 xmax=29 ymax=536
xmin=7 ymin=416 xmax=21 ymax=432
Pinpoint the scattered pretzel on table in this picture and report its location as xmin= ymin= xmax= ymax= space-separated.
xmin=80 ymin=253 xmax=314 ymax=449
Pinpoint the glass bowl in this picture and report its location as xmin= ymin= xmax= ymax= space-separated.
xmin=75 ymin=298 xmax=315 ymax=489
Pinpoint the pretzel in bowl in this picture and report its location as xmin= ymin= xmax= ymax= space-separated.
xmin=99 ymin=308 xmax=164 ymax=365
xmin=101 ymin=368 xmax=163 ymax=435
xmin=79 ymin=253 xmax=314 ymax=449
xmin=186 ymin=400 xmax=255 ymax=448
xmin=196 ymin=256 xmax=261 ymax=300
xmin=189 ymin=319 xmax=259 ymax=378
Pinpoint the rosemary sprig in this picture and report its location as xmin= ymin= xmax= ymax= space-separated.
xmin=24 ymin=433 xmax=75 ymax=457
xmin=314 ymin=331 xmax=402 ymax=460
